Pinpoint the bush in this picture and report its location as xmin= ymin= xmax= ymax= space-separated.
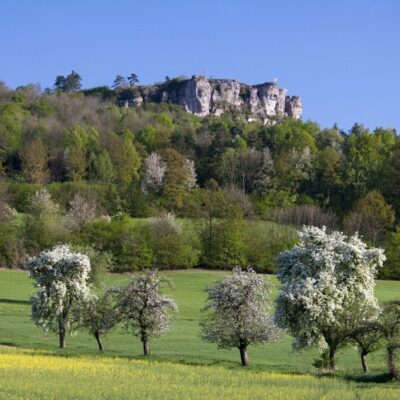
xmin=82 ymin=216 xmax=153 ymax=271
xmin=148 ymin=213 xmax=199 ymax=268
xmin=200 ymin=218 xmax=246 ymax=268
xmin=0 ymin=221 xmax=20 ymax=268
xmin=244 ymin=222 xmax=297 ymax=273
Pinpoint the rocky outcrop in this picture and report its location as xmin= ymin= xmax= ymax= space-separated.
xmin=122 ymin=75 xmax=302 ymax=122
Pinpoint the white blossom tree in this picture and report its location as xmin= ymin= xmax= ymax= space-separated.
xmin=201 ymin=267 xmax=280 ymax=366
xmin=67 ymin=193 xmax=99 ymax=231
xmin=184 ymin=158 xmax=197 ymax=191
xmin=113 ymin=269 xmax=178 ymax=356
xmin=27 ymin=245 xmax=93 ymax=348
xmin=28 ymin=188 xmax=59 ymax=217
xmin=275 ymin=226 xmax=385 ymax=370
xmin=141 ymin=152 xmax=167 ymax=194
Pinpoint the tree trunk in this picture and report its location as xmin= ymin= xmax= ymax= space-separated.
xmin=141 ymin=331 xmax=150 ymax=356
xmin=239 ymin=345 xmax=249 ymax=367
xmin=361 ymin=352 xmax=368 ymax=373
xmin=142 ymin=339 xmax=150 ymax=356
xmin=388 ymin=346 xmax=398 ymax=379
xmin=328 ymin=346 xmax=336 ymax=371
xmin=58 ymin=322 xmax=66 ymax=349
xmin=94 ymin=331 xmax=104 ymax=352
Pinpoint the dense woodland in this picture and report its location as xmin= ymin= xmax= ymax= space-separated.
xmin=1 ymin=73 xmax=400 ymax=277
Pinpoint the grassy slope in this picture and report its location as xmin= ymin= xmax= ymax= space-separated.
xmin=0 ymin=269 xmax=399 ymax=376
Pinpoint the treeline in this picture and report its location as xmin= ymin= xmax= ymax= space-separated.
xmin=0 ymin=186 xmax=296 ymax=273
xmin=1 ymin=78 xmax=400 ymax=276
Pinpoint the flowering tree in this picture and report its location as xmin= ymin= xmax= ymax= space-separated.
xmin=275 ymin=226 xmax=385 ymax=370
xmin=113 ymin=269 xmax=178 ymax=356
xmin=141 ymin=152 xmax=167 ymax=194
xmin=27 ymin=245 xmax=93 ymax=348
xmin=184 ymin=158 xmax=197 ymax=191
xmin=201 ymin=267 xmax=280 ymax=366
xmin=67 ymin=193 xmax=99 ymax=231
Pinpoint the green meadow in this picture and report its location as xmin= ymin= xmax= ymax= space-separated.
xmin=1 ymin=269 xmax=400 ymax=399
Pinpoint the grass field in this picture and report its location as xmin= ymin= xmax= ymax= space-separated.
xmin=0 ymin=269 xmax=400 ymax=398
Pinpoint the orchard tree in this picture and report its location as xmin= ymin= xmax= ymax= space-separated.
xmin=379 ymin=301 xmax=400 ymax=379
xmin=201 ymin=267 xmax=280 ymax=366
xmin=275 ymin=226 xmax=385 ymax=371
xmin=113 ymin=269 xmax=177 ymax=356
xmin=83 ymin=293 xmax=117 ymax=352
xmin=349 ymin=321 xmax=383 ymax=373
xmin=27 ymin=245 xmax=93 ymax=348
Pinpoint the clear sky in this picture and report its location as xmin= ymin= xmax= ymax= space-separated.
xmin=0 ymin=0 xmax=399 ymax=131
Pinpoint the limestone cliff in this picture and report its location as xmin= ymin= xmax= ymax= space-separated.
xmin=122 ymin=75 xmax=302 ymax=122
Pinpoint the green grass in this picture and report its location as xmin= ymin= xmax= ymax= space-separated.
xmin=0 ymin=269 xmax=399 ymax=373
xmin=1 ymin=269 xmax=400 ymax=399
xmin=1 ymin=346 xmax=400 ymax=400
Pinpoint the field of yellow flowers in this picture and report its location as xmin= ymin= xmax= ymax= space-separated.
xmin=0 ymin=346 xmax=399 ymax=400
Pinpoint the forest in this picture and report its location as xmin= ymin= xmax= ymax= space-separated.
xmin=0 ymin=74 xmax=400 ymax=277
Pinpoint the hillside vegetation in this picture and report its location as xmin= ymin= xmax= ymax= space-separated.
xmin=1 ymin=79 xmax=400 ymax=276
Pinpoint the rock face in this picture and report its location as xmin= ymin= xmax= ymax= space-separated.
xmin=124 ymin=75 xmax=302 ymax=122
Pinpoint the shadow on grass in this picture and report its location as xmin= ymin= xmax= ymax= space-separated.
xmin=344 ymin=373 xmax=395 ymax=384
xmin=0 ymin=342 xmax=18 ymax=347
xmin=0 ymin=298 xmax=30 ymax=305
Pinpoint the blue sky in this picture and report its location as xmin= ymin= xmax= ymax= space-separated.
xmin=1 ymin=0 xmax=399 ymax=131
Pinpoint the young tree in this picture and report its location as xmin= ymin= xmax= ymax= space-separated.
xmin=83 ymin=293 xmax=117 ymax=352
xmin=379 ymin=301 xmax=400 ymax=379
xmin=113 ymin=269 xmax=177 ymax=356
xmin=349 ymin=322 xmax=383 ymax=373
xmin=201 ymin=267 xmax=280 ymax=366
xmin=275 ymin=226 xmax=385 ymax=371
xmin=27 ymin=245 xmax=93 ymax=348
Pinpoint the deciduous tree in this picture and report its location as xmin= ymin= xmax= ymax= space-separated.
xmin=113 ymin=269 xmax=177 ymax=356
xmin=275 ymin=226 xmax=385 ymax=371
xmin=27 ymin=245 xmax=93 ymax=348
xmin=201 ymin=267 xmax=280 ymax=366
